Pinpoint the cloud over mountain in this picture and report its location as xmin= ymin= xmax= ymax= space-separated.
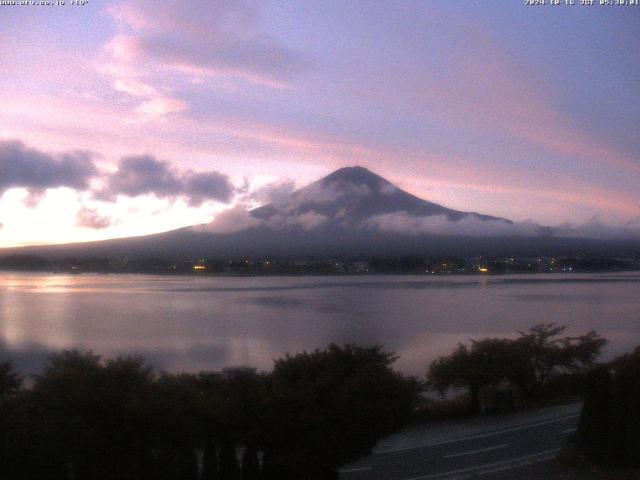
xmin=202 ymin=166 xmax=505 ymax=235
xmin=198 ymin=205 xmax=262 ymax=234
xmin=363 ymin=212 xmax=526 ymax=237
xmin=247 ymin=178 xmax=297 ymax=205
xmin=202 ymin=166 xmax=639 ymax=241
xmin=554 ymin=218 xmax=640 ymax=240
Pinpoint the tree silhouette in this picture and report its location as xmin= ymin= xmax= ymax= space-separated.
xmin=262 ymin=344 xmax=420 ymax=479
xmin=241 ymin=443 xmax=260 ymax=480
xmin=147 ymin=373 xmax=203 ymax=480
xmin=218 ymin=442 xmax=240 ymax=480
xmin=607 ymin=346 xmax=640 ymax=466
xmin=428 ymin=324 xmax=607 ymax=412
xmin=577 ymin=346 xmax=640 ymax=467
xmin=576 ymin=365 xmax=612 ymax=465
xmin=0 ymin=361 xmax=25 ymax=480
xmin=24 ymin=351 xmax=162 ymax=479
xmin=0 ymin=361 xmax=21 ymax=400
xmin=428 ymin=339 xmax=519 ymax=413
xmin=514 ymin=324 xmax=606 ymax=398
xmin=201 ymin=433 xmax=220 ymax=480
xmin=0 ymin=345 xmax=420 ymax=480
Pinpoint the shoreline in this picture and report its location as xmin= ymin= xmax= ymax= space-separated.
xmin=1 ymin=268 xmax=639 ymax=277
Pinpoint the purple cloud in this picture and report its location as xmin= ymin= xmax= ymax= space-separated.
xmin=184 ymin=171 xmax=236 ymax=207
xmin=0 ymin=139 xmax=96 ymax=195
xmin=105 ymin=155 xmax=183 ymax=198
xmin=101 ymin=155 xmax=234 ymax=205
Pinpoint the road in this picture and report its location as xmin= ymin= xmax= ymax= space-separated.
xmin=339 ymin=408 xmax=580 ymax=480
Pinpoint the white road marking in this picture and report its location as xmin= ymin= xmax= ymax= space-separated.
xmin=377 ymin=414 xmax=579 ymax=454
xmin=401 ymin=448 xmax=559 ymax=480
xmin=444 ymin=443 xmax=508 ymax=459
xmin=339 ymin=466 xmax=373 ymax=474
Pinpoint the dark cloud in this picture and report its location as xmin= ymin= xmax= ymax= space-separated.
xmin=76 ymin=207 xmax=113 ymax=230
xmin=105 ymin=155 xmax=183 ymax=198
xmin=0 ymin=139 xmax=96 ymax=195
xmin=0 ymin=140 xmax=235 ymax=208
xmin=101 ymin=154 xmax=234 ymax=205
xmin=184 ymin=171 xmax=235 ymax=206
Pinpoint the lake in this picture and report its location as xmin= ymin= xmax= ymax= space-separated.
xmin=1 ymin=272 xmax=639 ymax=375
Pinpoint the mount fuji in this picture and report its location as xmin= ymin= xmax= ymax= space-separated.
xmin=0 ymin=166 xmax=636 ymax=260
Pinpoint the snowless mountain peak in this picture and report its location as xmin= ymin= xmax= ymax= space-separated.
xmin=321 ymin=165 xmax=391 ymax=187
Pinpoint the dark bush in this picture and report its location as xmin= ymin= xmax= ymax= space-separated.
xmin=0 ymin=345 xmax=419 ymax=480
xmin=576 ymin=346 xmax=640 ymax=467
xmin=262 ymin=344 xmax=421 ymax=479
xmin=428 ymin=324 xmax=607 ymax=413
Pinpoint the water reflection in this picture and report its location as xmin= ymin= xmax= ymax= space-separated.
xmin=0 ymin=272 xmax=639 ymax=375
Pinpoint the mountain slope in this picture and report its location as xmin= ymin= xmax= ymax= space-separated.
xmin=250 ymin=166 xmax=507 ymax=226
